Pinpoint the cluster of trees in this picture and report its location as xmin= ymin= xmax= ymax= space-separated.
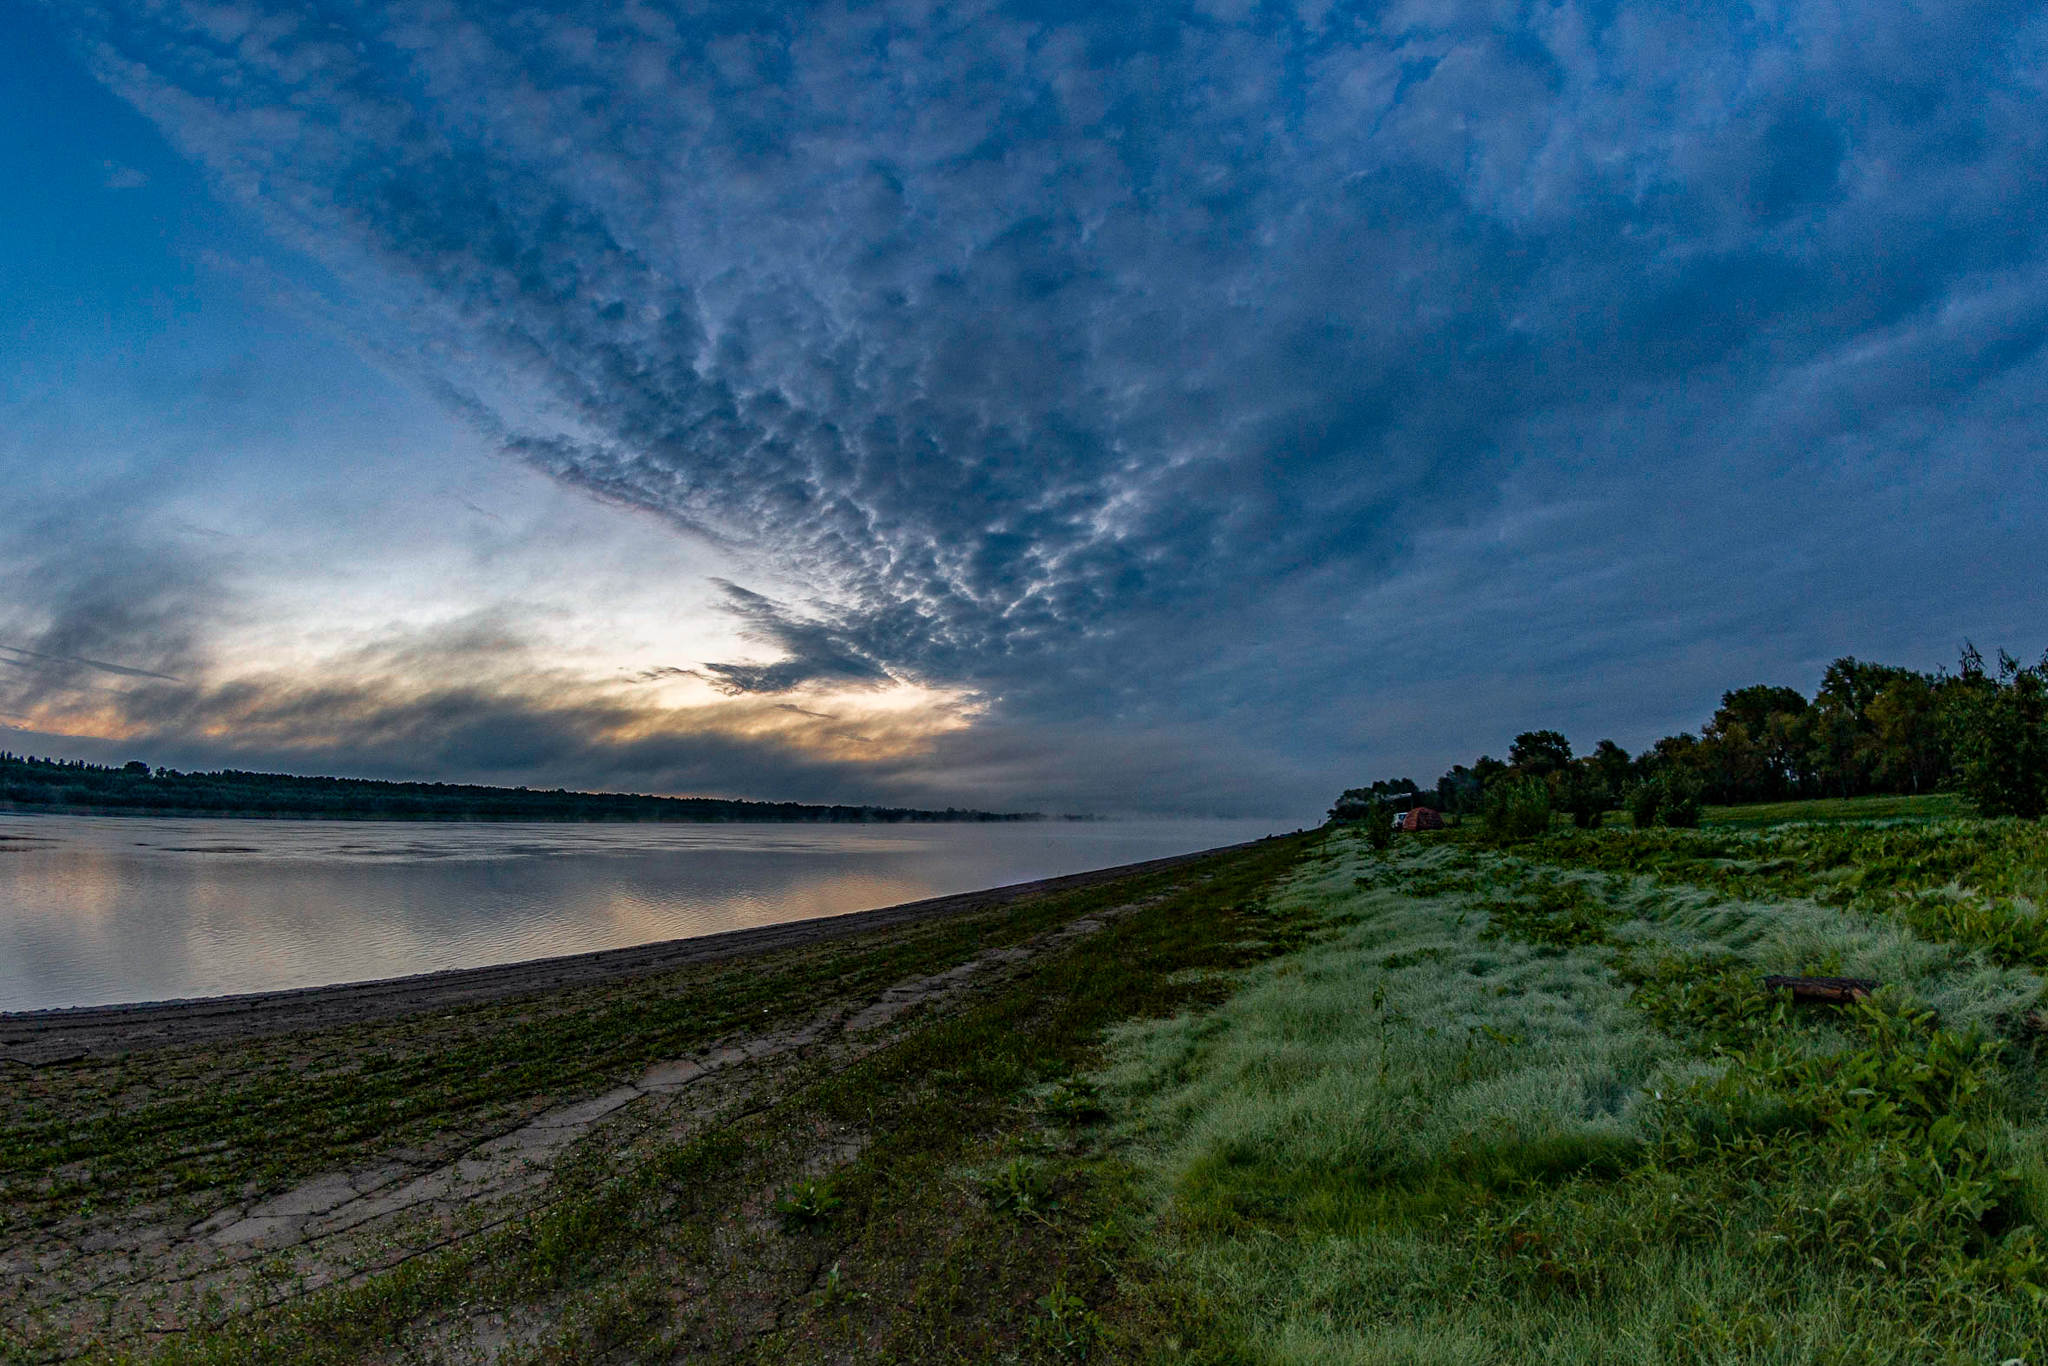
xmin=0 ymin=753 xmax=1037 ymax=823
xmin=1331 ymin=645 xmax=2048 ymax=828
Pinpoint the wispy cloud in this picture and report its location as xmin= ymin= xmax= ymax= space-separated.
xmin=0 ymin=644 xmax=183 ymax=683
xmin=99 ymin=158 xmax=147 ymax=189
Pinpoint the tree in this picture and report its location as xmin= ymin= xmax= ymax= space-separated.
xmin=1368 ymin=778 xmax=1421 ymax=807
xmin=1554 ymin=758 xmax=1611 ymax=829
xmin=1588 ymin=740 xmax=1635 ymax=796
xmin=1638 ymin=733 xmax=1700 ymax=780
xmin=1660 ymin=771 xmax=1704 ymax=827
xmin=1942 ymin=649 xmax=2048 ymax=819
xmin=1328 ymin=789 xmax=1379 ymax=823
xmin=1807 ymin=657 xmax=1926 ymax=797
xmin=1866 ymin=674 xmax=1945 ymax=794
xmin=1694 ymin=719 xmax=1765 ymax=804
xmin=1508 ymin=730 xmax=1573 ymax=778
xmin=1761 ymin=706 xmax=1817 ymax=798
xmin=1482 ymin=777 xmax=1552 ymax=840
xmin=1712 ymin=685 xmax=1809 ymax=737
xmin=1698 ymin=686 xmax=1808 ymax=802
xmin=1331 ymin=779 xmax=1419 ymax=822
xmin=1435 ymin=765 xmax=1482 ymax=815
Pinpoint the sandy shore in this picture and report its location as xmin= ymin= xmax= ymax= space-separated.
xmin=0 ymin=842 xmax=1252 ymax=1063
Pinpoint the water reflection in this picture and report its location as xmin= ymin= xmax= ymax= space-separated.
xmin=0 ymin=815 xmax=1285 ymax=1011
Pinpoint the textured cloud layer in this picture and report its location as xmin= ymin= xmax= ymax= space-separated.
xmin=25 ymin=0 xmax=2048 ymax=807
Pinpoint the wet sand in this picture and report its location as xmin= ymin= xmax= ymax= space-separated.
xmin=0 ymin=842 xmax=1251 ymax=1063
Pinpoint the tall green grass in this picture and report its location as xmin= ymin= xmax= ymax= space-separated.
xmin=1097 ymin=831 xmax=2048 ymax=1364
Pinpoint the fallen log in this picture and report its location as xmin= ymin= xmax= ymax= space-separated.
xmin=1763 ymin=975 xmax=1879 ymax=1004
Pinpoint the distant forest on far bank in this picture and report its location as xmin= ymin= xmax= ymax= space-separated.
xmin=0 ymin=753 xmax=1040 ymax=823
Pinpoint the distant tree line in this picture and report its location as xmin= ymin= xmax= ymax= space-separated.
xmin=1330 ymin=644 xmax=2048 ymax=829
xmin=0 ymin=753 xmax=1038 ymax=823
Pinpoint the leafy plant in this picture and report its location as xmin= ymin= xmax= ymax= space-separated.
xmin=982 ymin=1156 xmax=1059 ymax=1219
xmin=810 ymin=1261 xmax=868 ymax=1309
xmin=1031 ymin=1279 xmax=1102 ymax=1359
xmin=1042 ymin=1078 xmax=1110 ymax=1125
xmin=1476 ymin=875 xmax=1619 ymax=949
xmin=772 ymin=1178 xmax=843 ymax=1233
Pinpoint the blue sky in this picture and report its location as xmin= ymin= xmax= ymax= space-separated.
xmin=3 ymin=0 xmax=2045 ymax=818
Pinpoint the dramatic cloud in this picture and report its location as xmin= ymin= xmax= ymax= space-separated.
xmin=17 ymin=0 xmax=2048 ymax=811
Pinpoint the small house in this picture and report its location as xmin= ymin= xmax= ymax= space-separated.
xmin=1398 ymin=806 xmax=1445 ymax=832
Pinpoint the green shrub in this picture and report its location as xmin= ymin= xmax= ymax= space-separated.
xmin=1944 ymin=653 xmax=2048 ymax=819
xmin=1626 ymin=775 xmax=1701 ymax=828
xmin=1482 ymin=777 xmax=1552 ymax=840
xmin=1363 ymin=797 xmax=1396 ymax=851
xmin=1555 ymin=763 xmax=1611 ymax=829
xmin=1661 ymin=775 xmax=1704 ymax=828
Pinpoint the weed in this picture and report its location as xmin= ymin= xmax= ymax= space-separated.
xmin=772 ymin=1179 xmax=843 ymax=1233
xmin=982 ymin=1156 xmax=1059 ymax=1220
xmin=1475 ymin=873 xmax=1621 ymax=950
xmin=1030 ymin=1280 xmax=1102 ymax=1360
xmin=1042 ymin=1078 xmax=1109 ymax=1126
xmin=810 ymin=1262 xmax=868 ymax=1309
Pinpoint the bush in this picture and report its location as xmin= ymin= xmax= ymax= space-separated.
xmin=1661 ymin=775 xmax=1704 ymax=828
xmin=1363 ymin=798 xmax=1396 ymax=851
xmin=1943 ymin=653 xmax=2048 ymax=819
xmin=1482 ymin=778 xmax=1552 ymax=840
xmin=1626 ymin=775 xmax=1701 ymax=828
xmin=1555 ymin=764 xmax=1610 ymax=829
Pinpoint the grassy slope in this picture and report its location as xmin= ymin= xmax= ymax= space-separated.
xmin=1098 ymin=816 xmax=2048 ymax=1364
xmin=1700 ymin=792 xmax=1971 ymax=827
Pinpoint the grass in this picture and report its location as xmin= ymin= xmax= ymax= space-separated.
xmin=1700 ymin=792 xmax=1971 ymax=827
xmin=12 ymin=798 xmax=2048 ymax=1363
xmin=1092 ymin=821 xmax=2048 ymax=1364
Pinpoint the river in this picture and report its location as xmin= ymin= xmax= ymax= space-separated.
xmin=0 ymin=813 xmax=1288 ymax=1011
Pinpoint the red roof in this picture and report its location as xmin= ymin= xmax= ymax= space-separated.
xmin=1399 ymin=807 xmax=1444 ymax=831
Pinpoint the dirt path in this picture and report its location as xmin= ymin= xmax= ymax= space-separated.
xmin=0 ymin=845 xmax=1249 ymax=1065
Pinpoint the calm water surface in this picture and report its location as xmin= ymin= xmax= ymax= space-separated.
xmin=0 ymin=814 xmax=1287 ymax=1011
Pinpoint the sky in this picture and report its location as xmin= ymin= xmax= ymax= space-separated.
xmin=2 ymin=0 xmax=2044 ymax=821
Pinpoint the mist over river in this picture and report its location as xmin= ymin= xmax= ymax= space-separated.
xmin=0 ymin=814 xmax=1286 ymax=1012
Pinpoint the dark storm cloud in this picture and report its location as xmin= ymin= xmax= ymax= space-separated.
xmin=34 ymin=0 xmax=2048 ymax=799
xmin=0 ymin=495 xmax=226 ymax=717
xmin=691 ymin=581 xmax=895 ymax=695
